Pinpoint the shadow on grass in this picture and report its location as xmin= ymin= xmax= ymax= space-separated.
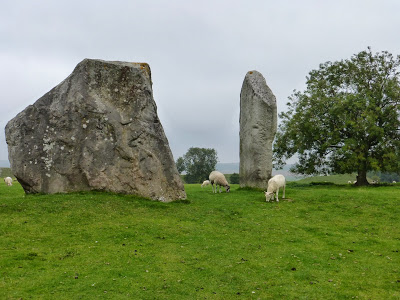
xmin=24 ymin=190 xmax=192 ymax=206
xmin=288 ymin=181 xmax=397 ymax=188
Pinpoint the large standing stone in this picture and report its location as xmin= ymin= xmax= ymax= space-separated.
xmin=5 ymin=59 xmax=186 ymax=202
xmin=239 ymin=71 xmax=277 ymax=189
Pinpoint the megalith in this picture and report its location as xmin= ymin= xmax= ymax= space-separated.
xmin=239 ymin=71 xmax=277 ymax=189
xmin=5 ymin=59 xmax=186 ymax=202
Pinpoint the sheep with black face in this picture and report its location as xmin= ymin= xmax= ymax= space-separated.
xmin=209 ymin=171 xmax=230 ymax=193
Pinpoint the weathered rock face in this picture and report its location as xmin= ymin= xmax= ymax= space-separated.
xmin=239 ymin=71 xmax=277 ymax=189
xmin=5 ymin=59 xmax=186 ymax=202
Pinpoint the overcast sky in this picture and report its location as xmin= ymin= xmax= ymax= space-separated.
xmin=1 ymin=0 xmax=400 ymax=163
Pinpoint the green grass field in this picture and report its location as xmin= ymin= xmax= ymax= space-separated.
xmin=1 ymin=181 xmax=400 ymax=299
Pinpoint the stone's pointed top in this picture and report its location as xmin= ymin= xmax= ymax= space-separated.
xmin=245 ymin=70 xmax=264 ymax=81
xmin=242 ymin=70 xmax=275 ymax=106
xmin=76 ymin=59 xmax=152 ymax=79
xmin=79 ymin=58 xmax=148 ymax=68
xmin=246 ymin=70 xmax=262 ymax=76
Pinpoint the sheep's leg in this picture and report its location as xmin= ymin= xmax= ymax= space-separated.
xmin=276 ymin=188 xmax=279 ymax=202
xmin=211 ymin=183 xmax=214 ymax=193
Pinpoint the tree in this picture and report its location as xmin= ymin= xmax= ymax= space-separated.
xmin=274 ymin=48 xmax=400 ymax=186
xmin=176 ymin=147 xmax=218 ymax=183
xmin=229 ymin=173 xmax=240 ymax=184
xmin=176 ymin=157 xmax=185 ymax=174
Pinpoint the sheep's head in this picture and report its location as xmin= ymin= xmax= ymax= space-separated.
xmin=225 ymin=185 xmax=230 ymax=193
xmin=265 ymin=191 xmax=274 ymax=202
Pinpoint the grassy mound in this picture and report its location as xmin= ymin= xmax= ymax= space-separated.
xmin=295 ymin=173 xmax=367 ymax=185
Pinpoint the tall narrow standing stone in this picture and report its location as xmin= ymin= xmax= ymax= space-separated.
xmin=5 ymin=59 xmax=186 ymax=202
xmin=240 ymin=71 xmax=277 ymax=189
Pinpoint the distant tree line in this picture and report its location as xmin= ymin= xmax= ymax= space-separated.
xmin=369 ymin=171 xmax=400 ymax=183
xmin=229 ymin=173 xmax=240 ymax=184
xmin=0 ymin=168 xmax=13 ymax=178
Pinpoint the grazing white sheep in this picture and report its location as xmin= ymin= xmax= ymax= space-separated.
xmin=347 ymin=181 xmax=352 ymax=184
xmin=4 ymin=177 xmax=13 ymax=186
xmin=265 ymin=174 xmax=286 ymax=202
xmin=393 ymin=181 xmax=397 ymax=184
xmin=201 ymin=180 xmax=210 ymax=188
xmin=209 ymin=171 xmax=230 ymax=193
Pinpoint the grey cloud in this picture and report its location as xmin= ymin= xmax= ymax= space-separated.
xmin=1 ymin=0 xmax=400 ymax=163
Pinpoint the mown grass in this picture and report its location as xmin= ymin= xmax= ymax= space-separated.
xmin=1 ymin=181 xmax=400 ymax=299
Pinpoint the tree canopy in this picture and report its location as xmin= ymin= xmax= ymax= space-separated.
xmin=176 ymin=147 xmax=218 ymax=183
xmin=274 ymin=48 xmax=400 ymax=185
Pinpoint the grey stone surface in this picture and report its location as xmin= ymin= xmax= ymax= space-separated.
xmin=239 ymin=71 xmax=277 ymax=189
xmin=5 ymin=59 xmax=186 ymax=202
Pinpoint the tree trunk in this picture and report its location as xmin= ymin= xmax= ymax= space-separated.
xmin=355 ymin=169 xmax=369 ymax=186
